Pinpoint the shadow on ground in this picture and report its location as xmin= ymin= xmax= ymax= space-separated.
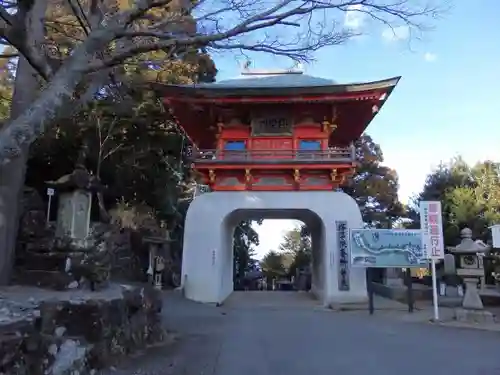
xmin=101 ymin=291 xmax=500 ymax=375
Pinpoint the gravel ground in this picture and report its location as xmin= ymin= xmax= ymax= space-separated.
xmin=101 ymin=291 xmax=500 ymax=375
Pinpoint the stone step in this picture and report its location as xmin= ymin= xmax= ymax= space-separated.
xmin=13 ymin=270 xmax=78 ymax=291
xmin=15 ymin=252 xmax=85 ymax=272
xmin=372 ymin=282 xmax=432 ymax=303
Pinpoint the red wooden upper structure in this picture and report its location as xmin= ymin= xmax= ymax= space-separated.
xmin=154 ymin=70 xmax=400 ymax=191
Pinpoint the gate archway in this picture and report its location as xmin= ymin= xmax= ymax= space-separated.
xmin=182 ymin=191 xmax=367 ymax=306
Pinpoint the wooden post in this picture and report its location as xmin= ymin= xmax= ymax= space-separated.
xmin=404 ymin=268 xmax=414 ymax=313
xmin=366 ymin=268 xmax=374 ymax=315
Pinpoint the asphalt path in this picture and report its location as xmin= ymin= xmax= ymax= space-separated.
xmin=104 ymin=291 xmax=500 ymax=375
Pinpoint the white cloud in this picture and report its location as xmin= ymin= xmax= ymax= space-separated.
xmin=381 ymin=26 xmax=410 ymax=42
xmin=424 ymin=52 xmax=437 ymax=62
xmin=344 ymin=4 xmax=365 ymax=31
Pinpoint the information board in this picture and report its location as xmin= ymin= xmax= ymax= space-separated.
xmin=350 ymin=229 xmax=428 ymax=268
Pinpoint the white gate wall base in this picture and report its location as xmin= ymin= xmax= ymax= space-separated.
xmin=181 ymin=191 xmax=367 ymax=305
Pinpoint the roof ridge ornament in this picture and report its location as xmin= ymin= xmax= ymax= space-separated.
xmin=240 ymin=60 xmax=304 ymax=76
xmin=241 ymin=69 xmax=304 ymax=76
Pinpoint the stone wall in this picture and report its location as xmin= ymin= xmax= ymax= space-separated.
xmin=0 ymin=283 xmax=165 ymax=375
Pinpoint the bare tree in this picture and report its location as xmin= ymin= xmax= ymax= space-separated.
xmin=0 ymin=0 xmax=445 ymax=282
xmin=0 ymin=0 xmax=446 ymax=161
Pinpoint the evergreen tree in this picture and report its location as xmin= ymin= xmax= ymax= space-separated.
xmin=260 ymin=250 xmax=286 ymax=280
xmin=278 ymin=225 xmax=311 ymax=278
xmin=233 ymin=220 xmax=260 ymax=287
xmin=407 ymin=158 xmax=500 ymax=245
xmin=342 ymin=134 xmax=405 ymax=228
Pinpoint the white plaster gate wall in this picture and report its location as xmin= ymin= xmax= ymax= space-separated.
xmin=181 ymin=191 xmax=367 ymax=306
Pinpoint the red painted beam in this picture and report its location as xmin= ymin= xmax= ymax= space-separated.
xmin=194 ymin=163 xmax=355 ymax=170
xmin=163 ymin=92 xmax=384 ymax=105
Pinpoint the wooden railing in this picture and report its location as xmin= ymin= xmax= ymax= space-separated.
xmin=194 ymin=146 xmax=355 ymax=163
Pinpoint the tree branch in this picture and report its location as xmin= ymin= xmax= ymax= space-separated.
xmin=0 ymin=5 xmax=15 ymax=26
xmin=0 ymin=0 xmax=446 ymax=163
xmin=1 ymin=0 xmax=53 ymax=80
xmin=0 ymin=52 xmax=17 ymax=58
xmin=88 ymin=0 xmax=420 ymax=71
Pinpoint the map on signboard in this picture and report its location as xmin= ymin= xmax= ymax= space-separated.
xmin=350 ymin=229 xmax=427 ymax=268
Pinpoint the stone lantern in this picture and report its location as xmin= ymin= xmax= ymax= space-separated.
xmin=448 ymin=228 xmax=490 ymax=310
xmin=46 ymin=165 xmax=103 ymax=249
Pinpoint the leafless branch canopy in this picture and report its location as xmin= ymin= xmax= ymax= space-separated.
xmin=0 ymin=0 xmax=446 ymax=77
xmin=0 ymin=0 xmax=447 ymax=163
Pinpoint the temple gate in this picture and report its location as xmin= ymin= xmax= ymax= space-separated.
xmin=154 ymin=69 xmax=400 ymax=305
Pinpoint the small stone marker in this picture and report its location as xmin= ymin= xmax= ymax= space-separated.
xmin=439 ymin=254 xmax=457 ymax=296
xmin=385 ymin=268 xmax=404 ymax=287
xmin=0 ymin=193 xmax=5 ymax=230
xmin=439 ymin=282 xmax=446 ymax=296
xmin=443 ymin=253 xmax=456 ymax=275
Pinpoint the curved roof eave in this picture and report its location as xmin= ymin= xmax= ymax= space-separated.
xmin=151 ymin=76 xmax=401 ymax=99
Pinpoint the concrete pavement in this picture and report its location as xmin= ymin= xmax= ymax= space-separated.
xmin=104 ymin=291 xmax=500 ymax=375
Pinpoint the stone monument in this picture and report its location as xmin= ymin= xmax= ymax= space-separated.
xmin=448 ymin=228 xmax=494 ymax=323
xmin=46 ymin=165 xmax=102 ymax=248
xmin=15 ymin=167 xmax=111 ymax=291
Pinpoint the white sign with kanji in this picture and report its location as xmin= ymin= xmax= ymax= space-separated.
xmin=420 ymin=201 xmax=445 ymax=260
xmin=490 ymin=225 xmax=500 ymax=248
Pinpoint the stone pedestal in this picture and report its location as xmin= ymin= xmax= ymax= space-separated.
xmin=15 ymin=222 xmax=111 ymax=291
xmin=455 ymin=308 xmax=495 ymax=324
xmin=462 ymin=277 xmax=484 ymax=310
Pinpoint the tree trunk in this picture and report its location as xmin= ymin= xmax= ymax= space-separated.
xmin=0 ymin=57 xmax=40 ymax=284
xmin=0 ymin=0 xmax=48 ymax=284
xmin=0 ymin=0 xmax=161 ymax=284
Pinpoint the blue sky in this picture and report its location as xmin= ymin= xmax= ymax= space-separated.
xmin=211 ymin=1 xmax=500 ymax=258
